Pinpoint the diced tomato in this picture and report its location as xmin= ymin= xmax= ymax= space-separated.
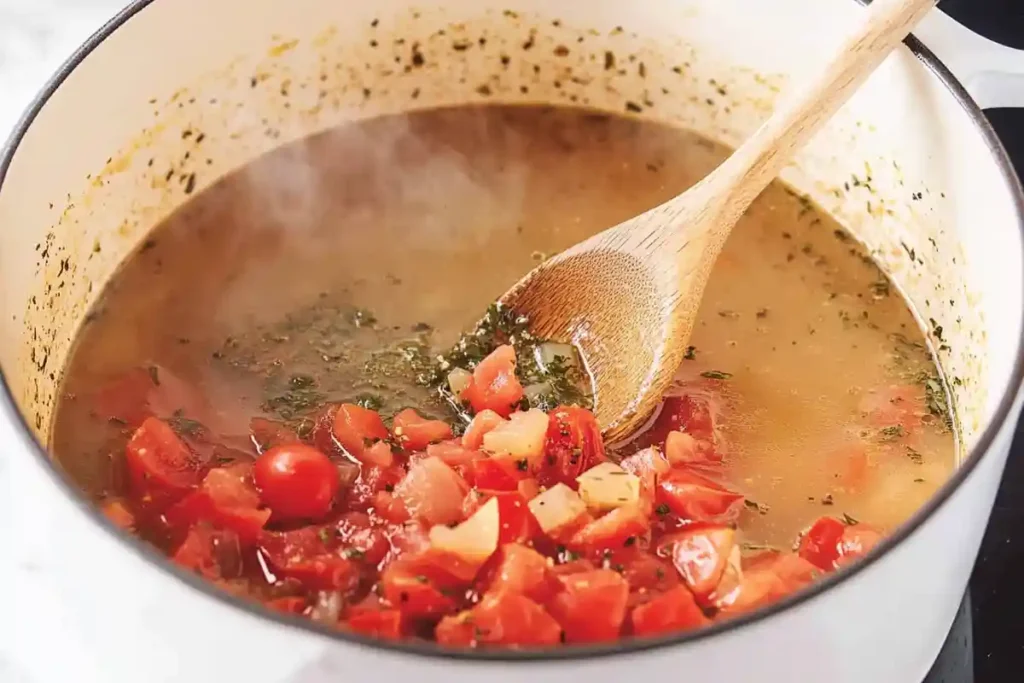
xmin=719 ymin=567 xmax=788 ymax=615
xmin=259 ymin=527 xmax=359 ymax=591
xmin=837 ymin=524 xmax=882 ymax=567
xmin=380 ymin=560 xmax=459 ymax=619
xmin=478 ymin=491 xmax=538 ymax=545
xmin=766 ymin=553 xmax=820 ymax=590
xmin=436 ymin=593 xmax=562 ymax=647
xmin=462 ymin=409 xmax=507 ymax=450
xmin=619 ymin=551 xmax=680 ymax=608
xmin=625 ymin=392 xmax=721 ymax=464
xmin=125 ymin=417 xmax=205 ymax=504
xmin=249 ymin=417 xmax=300 ymax=452
xmin=483 ymin=544 xmax=558 ymax=602
xmin=620 ymin=446 xmax=670 ymax=507
xmin=332 ymin=404 xmax=390 ymax=461
xmin=537 ymin=406 xmax=606 ymax=489
xmin=517 ymin=477 xmax=540 ymax=501
xmin=345 ymin=607 xmax=403 ymax=639
xmin=253 ymin=444 xmax=340 ymax=522
xmin=172 ymin=526 xmax=240 ymax=580
xmin=426 ymin=441 xmax=480 ymax=471
xmin=310 ymin=404 xmax=342 ymax=456
xmin=630 ymin=585 xmax=708 ymax=637
xmin=266 ymin=596 xmax=307 ymax=615
xmin=549 ymin=558 xmax=597 ymax=576
xmin=166 ymin=466 xmax=271 ymax=544
xmin=348 ymin=464 xmax=404 ymax=511
xmin=548 ymin=569 xmax=629 ymax=643
xmin=657 ymin=469 xmax=744 ymax=524
xmin=570 ymin=505 xmax=649 ymax=557
xmin=797 ymin=516 xmax=846 ymax=571
xmin=393 ymin=456 xmax=468 ymax=526
xmin=669 ymin=525 xmax=735 ymax=601
xmin=334 ymin=511 xmax=391 ymax=566
xmin=101 ymin=499 xmax=135 ymax=530
xmin=392 ymin=409 xmax=454 ymax=451
xmin=469 ymin=457 xmax=525 ymax=491
xmin=460 ymin=345 xmax=524 ymax=418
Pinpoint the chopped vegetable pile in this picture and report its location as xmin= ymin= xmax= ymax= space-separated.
xmin=96 ymin=339 xmax=884 ymax=649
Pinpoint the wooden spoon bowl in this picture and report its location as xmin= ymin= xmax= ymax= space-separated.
xmin=500 ymin=0 xmax=937 ymax=444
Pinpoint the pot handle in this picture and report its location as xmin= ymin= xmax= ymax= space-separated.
xmin=913 ymin=9 xmax=1024 ymax=110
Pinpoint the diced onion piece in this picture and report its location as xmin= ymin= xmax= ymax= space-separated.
xmin=481 ymin=409 xmax=548 ymax=461
xmin=447 ymin=367 xmax=472 ymax=395
xmin=528 ymin=483 xmax=587 ymax=535
xmin=576 ymin=462 xmax=641 ymax=512
xmin=535 ymin=342 xmax=577 ymax=373
xmin=429 ymin=497 xmax=499 ymax=565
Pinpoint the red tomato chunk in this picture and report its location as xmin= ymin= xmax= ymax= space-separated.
xmin=100 ymin=364 xmax=894 ymax=649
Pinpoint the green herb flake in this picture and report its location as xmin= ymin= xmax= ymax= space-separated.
xmin=744 ymin=499 xmax=770 ymax=515
xmin=841 ymin=512 xmax=860 ymax=526
xmin=701 ymin=370 xmax=733 ymax=380
xmin=655 ymin=503 xmax=671 ymax=516
xmin=683 ymin=346 xmax=697 ymax=361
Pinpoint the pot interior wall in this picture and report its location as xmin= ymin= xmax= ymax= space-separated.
xmin=0 ymin=0 xmax=1019 ymax=468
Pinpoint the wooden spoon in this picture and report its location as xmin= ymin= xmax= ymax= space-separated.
xmin=500 ymin=0 xmax=937 ymax=444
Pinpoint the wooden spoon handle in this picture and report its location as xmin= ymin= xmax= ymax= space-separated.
xmin=686 ymin=0 xmax=937 ymax=243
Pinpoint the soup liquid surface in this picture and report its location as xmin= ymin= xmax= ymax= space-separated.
xmin=53 ymin=105 xmax=953 ymax=596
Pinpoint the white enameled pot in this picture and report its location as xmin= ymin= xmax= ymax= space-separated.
xmin=1 ymin=1 xmax=1024 ymax=682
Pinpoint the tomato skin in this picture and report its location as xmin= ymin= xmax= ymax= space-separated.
xmin=380 ymin=563 xmax=458 ymax=619
xmin=837 ymin=525 xmax=882 ymax=567
xmin=392 ymin=409 xmax=454 ymax=451
xmin=797 ymin=516 xmax=847 ymax=570
xmin=125 ymin=417 xmax=204 ymax=505
xmin=332 ymin=404 xmax=390 ymax=461
xmin=619 ymin=551 xmax=680 ymax=608
xmin=627 ymin=392 xmax=720 ymax=455
xmin=334 ymin=511 xmax=391 ymax=566
xmin=172 ymin=526 xmax=240 ymax=580
xmin=483 ymin=544 xmax=558 ymax=602
xmin=346 ymin=608 xmax=404 ymax=639
xmin=426 ymin=441 xmax=479 ymax=471
xmin=570 ymin=505 xmax=650 ymax=557
xmin=259 ymin=528 xmax=359 ymax=591
xmin=249 ymin=417 xmax=300 ymax=452
xmin=460 ymin=345 xmax=524 ymax=418
xmin=393 ymin=456 xmax=469 ymax=526
xmin=657 ymin=469 xmax=745 ymax=524
xmin=620 ymin=446 xmax=669 ymax=513
xmin=436 ymin=593 xmax=562 ymax=647
xmin=537 ymin=406 xmax=606 ymax=489
xmin=631 ymin=585 xmax=708 ymax=637
xmin=266 ymin=597 xmax=307 ymax=615
xmin=469 ymin=457 xmax=524 ymax=491
xmin=719 ymin=567 xmax=788 ymax=615
xmin=166 ymin=467 xmax=271 ymax=544
xmin=669 ymin=525 xmax=736 ymax=601
xmin=253 ymin=444 xmax=340 ymax=522
xmin=548 ymin=569 xmax=629 ymax=643
xmin=462 ymin=409 xmax=507 ymax=450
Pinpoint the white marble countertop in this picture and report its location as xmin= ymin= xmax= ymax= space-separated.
xmin=0 ymin=4 xmax=127 ymax=681
xmin=0 ymin=0 xmax=126 ymax=137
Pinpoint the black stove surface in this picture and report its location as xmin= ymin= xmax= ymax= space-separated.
xmin=921 ymin=3 xmax=1024 ymax=682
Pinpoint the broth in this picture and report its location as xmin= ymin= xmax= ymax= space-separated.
xmin=51 ymin=105 xmax=954 ymax=644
